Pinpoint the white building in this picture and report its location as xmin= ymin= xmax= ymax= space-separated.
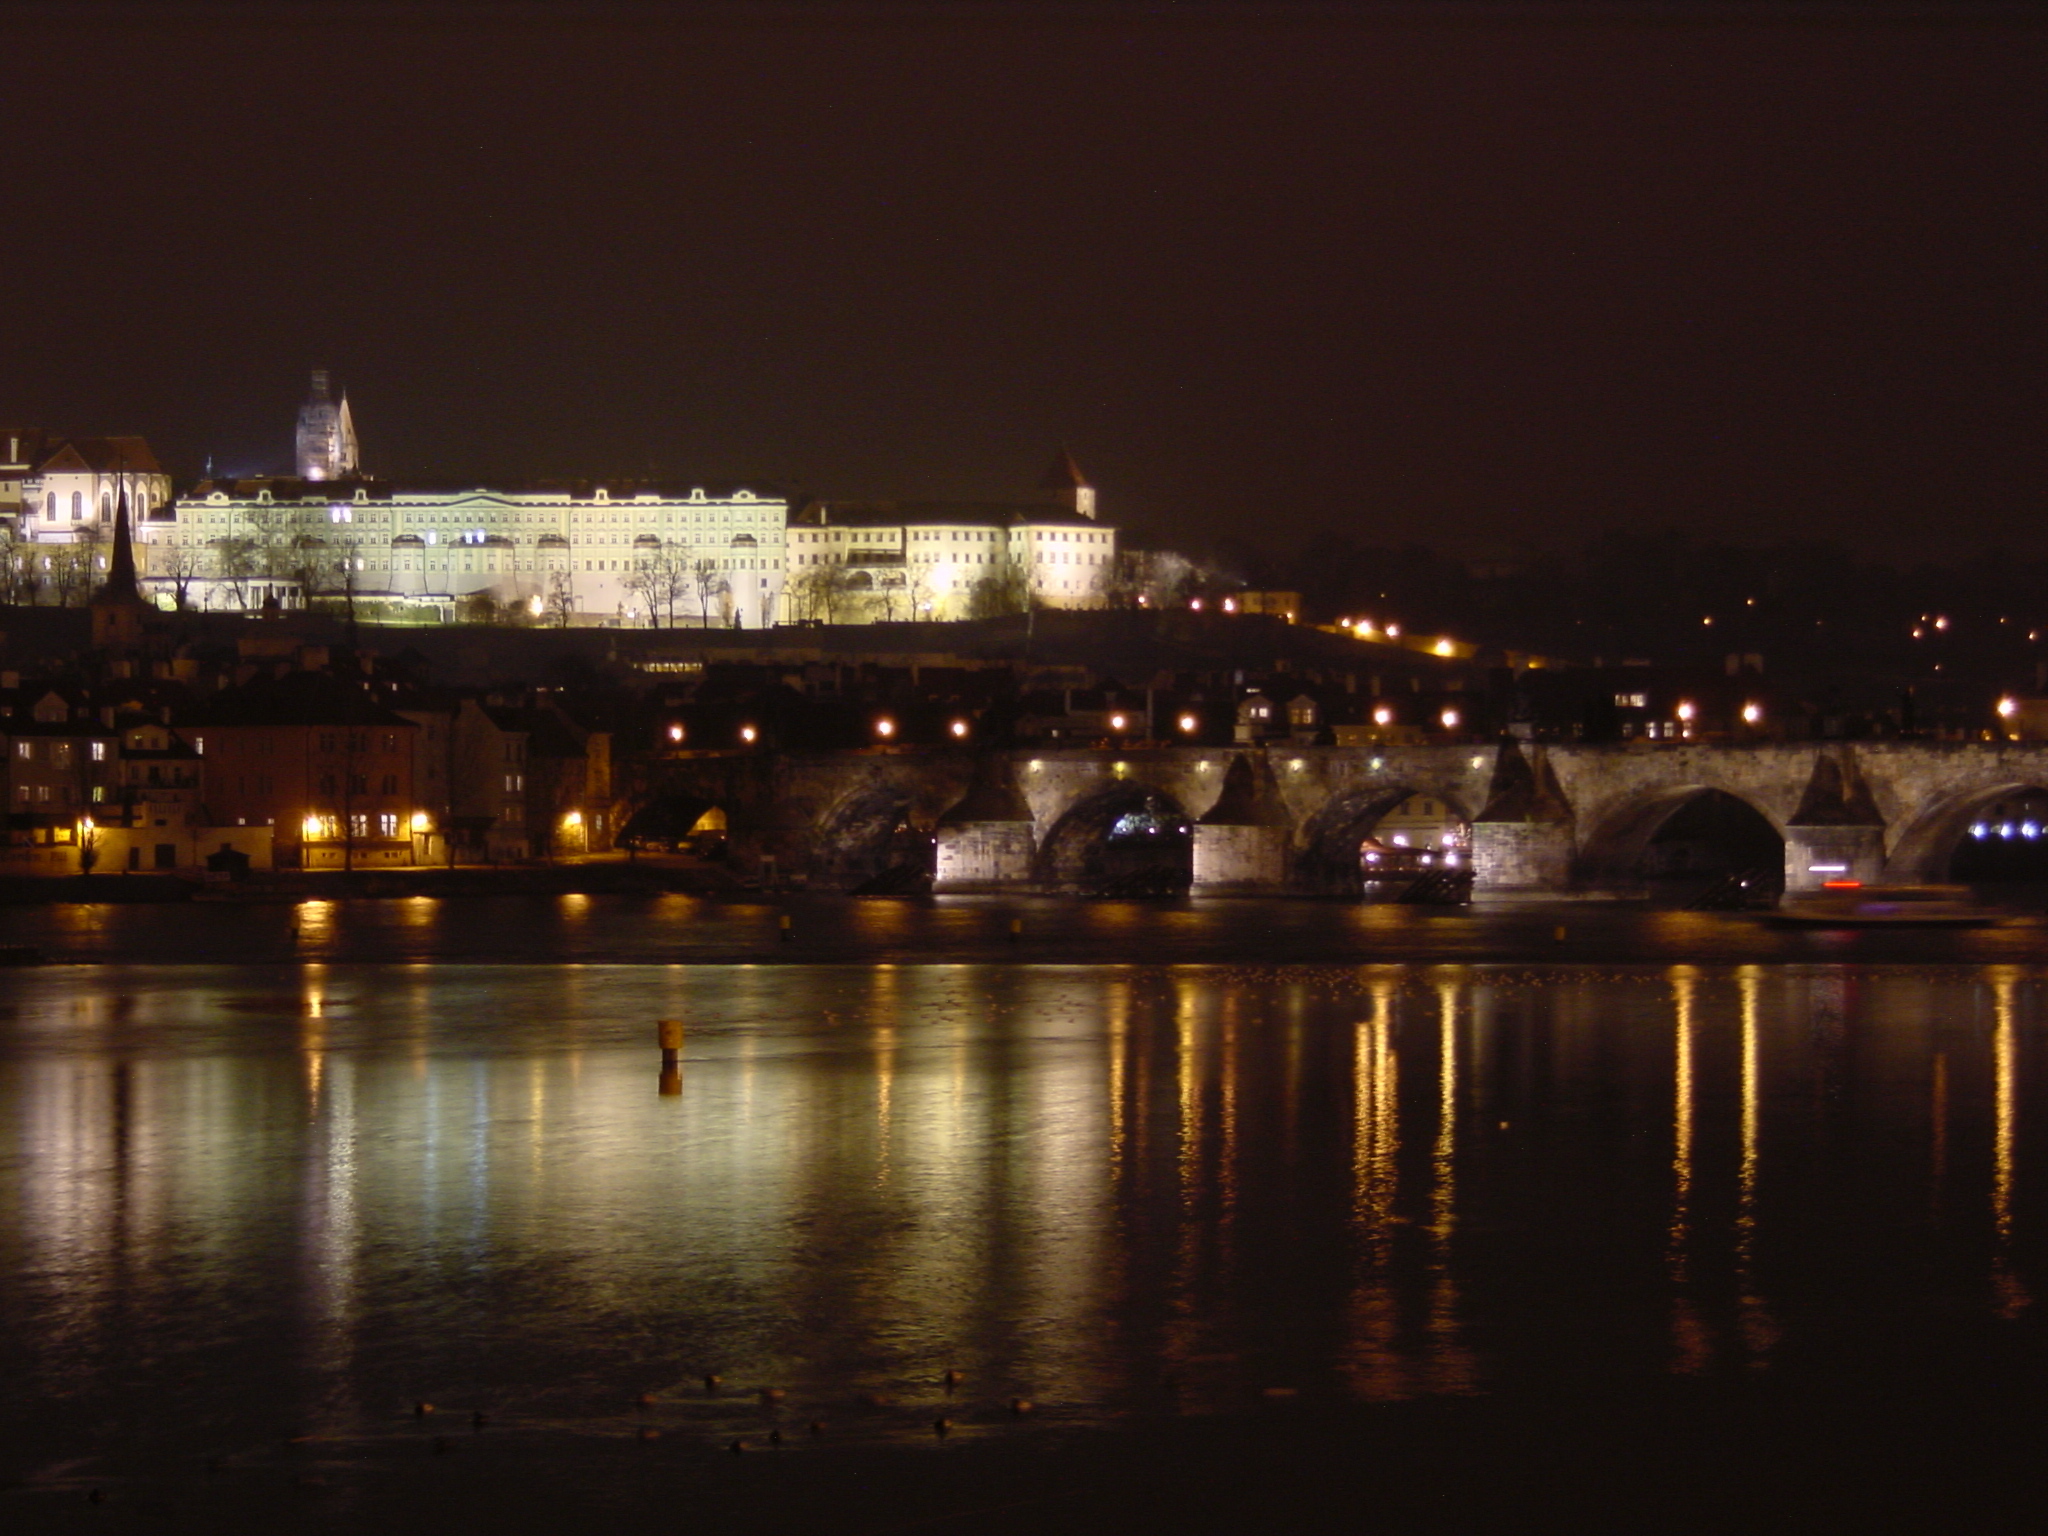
xmin=137 ymin=478 xmax=788 ymax=626
xmin=11 ymin=433 xmax=172 ymax=542
xmin=784 ymin=452 xmax=1117 ymax=622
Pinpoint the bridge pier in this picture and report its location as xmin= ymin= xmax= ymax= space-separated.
xmin=1471 ymin=820 xmax=1575 ymax=893
xmin=1191 ymin=754 xmax=1292 ymax=891
xmin=1783 ymin=826 xmax=1886 ymax=892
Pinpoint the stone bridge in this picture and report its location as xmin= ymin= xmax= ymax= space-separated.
xmin=636 ymin=740 xmax=2048 ymax=896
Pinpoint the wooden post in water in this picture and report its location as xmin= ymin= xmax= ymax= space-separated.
xmin=658 ymin=1019 xmax=683 ymax=1096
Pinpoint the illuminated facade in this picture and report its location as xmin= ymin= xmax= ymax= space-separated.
xmin=9 ymin=432 xmax=171 ymax=544
xmin=138 ymin=478 xmax=789 ymax=626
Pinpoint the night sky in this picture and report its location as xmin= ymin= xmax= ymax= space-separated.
xmin=9 ymin=1 xmax=2046 ymax=560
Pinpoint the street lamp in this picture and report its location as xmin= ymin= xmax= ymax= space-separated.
xmin=1177 ymin=712 xmax=1199 ymax=735
xmin=1373 ymin=706 xmax=1393 ymax=727
xmin=1439 ymin=707 xmax=1461 ymax=731
xmin=874 ymin=716 xmax=896 ymax=740
xmin=1108 ymin=713 xmax=1128 ymax=732
xmin=667 ymin=722 xmax=685 ymax=743
xmin=949 ymin=718 xmax=970 ymax=739
xmin=1741 ymin=702 xmax=1763 ymax=726
xmin=1997 ymin=696 xmax=2019 ymax=719
xmin=739 ymin=724 xmax=758 ymax=745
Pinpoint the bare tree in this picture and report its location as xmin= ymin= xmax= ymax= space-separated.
xmin=790 ymin=560 xmax=857 ymax=623
xmin=688 ymin=556 xmax=729 ymax=628
xmin=966 ymin=555 xmax=1033 ymax=619
xmin=214 ymin=535 xmax=260 ymax=610
xmin=543 ymin=569 xmax=575 ymax=627
xmin=46 ymin=527 xmax=101 ymax=607
xmin=0 ymin=536 xmax=42 ymax=606
xmin=157 ymin=538 xmax=208 ymax=611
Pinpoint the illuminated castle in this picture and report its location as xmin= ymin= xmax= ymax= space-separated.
xmin=294 ymin=369 xmax=359 ymax=481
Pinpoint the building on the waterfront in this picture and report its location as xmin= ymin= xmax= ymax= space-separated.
xmin=295 ymin=369 xmax=360 ymax=481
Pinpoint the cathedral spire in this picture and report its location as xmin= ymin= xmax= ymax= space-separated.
xmin=1039 ymin=446 xmax=1095 ymax=519
xmin=91 ymin=477 xmax=148 ymax=654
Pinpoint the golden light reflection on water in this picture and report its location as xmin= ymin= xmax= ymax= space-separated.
xmin=1 ymin=962 xmax=2043 ymax=1433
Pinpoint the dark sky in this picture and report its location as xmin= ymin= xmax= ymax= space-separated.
xmin=8 ymin=1 xmax=2046 ymax=560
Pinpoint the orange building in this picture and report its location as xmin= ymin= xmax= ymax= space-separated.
xmin=187 ymin=674 xmax=420 ymax=868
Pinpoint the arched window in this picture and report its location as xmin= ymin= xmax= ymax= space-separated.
xmin=100 ymin=492 xmax=112 ymax=520
xmin=44 ymin=493 xmax=55 ymax=520
xmin=71 ymin=491 xmax=83 ymax=520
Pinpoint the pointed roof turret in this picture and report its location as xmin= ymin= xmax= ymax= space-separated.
xmin=1039 ymin=446 xmax=1089 ymax=491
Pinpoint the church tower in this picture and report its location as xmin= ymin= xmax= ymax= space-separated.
xmin=90 ymin=485 xmax=148 ymax=655
xmin=1040 ymin=446 xmax=1095 ymax=519
xmin=295 ymin=368 xmax=359 ymax=480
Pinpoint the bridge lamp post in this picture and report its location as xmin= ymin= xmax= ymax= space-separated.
xmin=1676 ymin=700 xmax=1697 ymax=739
xmin=667 ymin=722 xmax=685 ymax=745
xmin=739 ymin=724 xmax=758 ymax=746
xmin=1439 ymin=707 xmax=1461 ymax=733
xmin=1741 ymin=702 xmax=1763 ymax=729
xmin=1177 ymin=712 xmax=1199 ymax=737
xmin=949 ymin=718 xmax=970 ymax=740
xmin=1373 ymin=706 xmax=1394 ymax=730
xmin=873 ymin=716 xmax=896 ymax=742
xmin=1998 ymin=696 xmax=2019 ymax=739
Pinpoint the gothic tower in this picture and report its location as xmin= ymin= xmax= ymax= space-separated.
xmin=296 ymin=368 xmax=360 ymax=480
xmin=90 ymin=485 xmax=147 ymax=654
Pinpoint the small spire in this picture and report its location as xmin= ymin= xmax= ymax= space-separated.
xmin=1039 ymin=446 xmax=1089 ymax=490
xmin=102 ymin=481 xmax=140 ymax=602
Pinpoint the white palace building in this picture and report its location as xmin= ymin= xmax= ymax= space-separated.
xmin=118 ymin=378 xmax=1116 ymax=627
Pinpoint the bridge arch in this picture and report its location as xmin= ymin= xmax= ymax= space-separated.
xmin=1885 ymin=780 xmax=2048 ymax=883
xmin=814 ymin=783 xmax=934 ymax=892
xmin=1035 ymin=781 xmax=1194 ymax=894
xmin=1294 ymin=786 xmax=1474 ymax=894
xmin=1577 ymin=784 xmax=1785 ymax=899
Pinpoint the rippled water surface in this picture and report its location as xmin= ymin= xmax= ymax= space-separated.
xmin=3 ymin=911 xmax=2047 ymax=1524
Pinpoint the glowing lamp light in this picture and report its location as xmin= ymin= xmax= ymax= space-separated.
xmin=1997 ymin=696 xmax=2019 ymax=719
xmin=410 ymin=811 xmax=431 ymax=834
xmin=1373 ymin=706 xmax=1393 ymax=726
xmin=1109 ymin=713 xmax=1128 ymax=731
xmin=1222 ymin=597 xmax=1237 ymax=613
xmin=874 ymin=717 xmax=896 ymax=739
xmin=563 ymin=811 xmax=583 ymax=829
xmin=1434 ymin=638 xmax=1454 ymax=657
xmin=529 ymin=594 xmax=545 ymax=616
xmin=668 ymin=723 xmax=685 ymax=743
xmin=1353 ymin=620 xmax=1376 ymax=639
xmin=79 ymin=815 xmax=94 ymax=833
xmin=1676 ymin=701 xmax=1697 ymax=722
xmin=1384 ymin=623 xmax=1401 ymax=639
xmin=1177 ymin=713 xmax=1199 ymax=734
xmin=949 ymin=719 xmax=969 ymax=739
xmin=1742 ymin=702 xmax=1763 ymax=724
xmin=1189 ymin=598 xmax=1203 ymax=612
xmin=301 ymin=816 xmax=323 ymax=839
xmin=1439 ymin=708 xmax=1461 ymax=730
xmin=739 ymin=724 xmax=758 ymax=744
xmin=1935 ymin=616 xmax=1950 ymax=630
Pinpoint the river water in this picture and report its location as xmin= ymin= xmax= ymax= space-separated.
xmin=3 ymin=897 xmax=2046 ymax=1528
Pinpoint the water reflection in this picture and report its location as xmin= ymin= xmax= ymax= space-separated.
xmin=0 ymin=962 xmax=2043 ymax=1469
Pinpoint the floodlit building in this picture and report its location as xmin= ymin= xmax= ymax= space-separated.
xmin=784 ymin=450 xmax=1117 ymax=622
xmin=7 ymin=431 xmax=171 ymax=543
xmin=138 ymin=477 xmax=789 ymax=626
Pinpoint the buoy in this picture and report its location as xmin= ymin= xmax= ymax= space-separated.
xmin=703 ymin=1373 xmax=722 ymax=1393
xmin=933 ymin=1417 xmax=951 ymax=1437
xmin=414 ymin=1401 xmax=434 ymax=1418
xmin=943 ymin=1369 xmax=963 ymax=1391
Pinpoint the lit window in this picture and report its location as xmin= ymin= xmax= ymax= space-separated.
xmin=90 ymin=741 xmax=106 ymax=761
